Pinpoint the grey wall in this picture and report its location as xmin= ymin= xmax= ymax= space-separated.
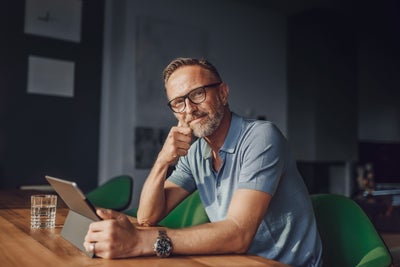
xmin=99 ymin=0 xmax=288 ymax=207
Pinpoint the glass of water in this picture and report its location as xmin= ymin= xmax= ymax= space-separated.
xmin=30 ymin=195 xmax=57 ymax=229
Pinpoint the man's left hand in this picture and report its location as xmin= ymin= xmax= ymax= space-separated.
xmin=84 ymin=209 xmax=144 ymax=259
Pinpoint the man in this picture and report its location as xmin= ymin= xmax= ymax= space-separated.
xmin=84 ymin=58 xmax=323 ymax=266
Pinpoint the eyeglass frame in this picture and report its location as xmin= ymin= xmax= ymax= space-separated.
xmin=167 ymin=82 xmax=222 ymax=113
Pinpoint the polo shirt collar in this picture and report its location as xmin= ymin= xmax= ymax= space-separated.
xmin=220 ymin=112 xmax=241 ymax=154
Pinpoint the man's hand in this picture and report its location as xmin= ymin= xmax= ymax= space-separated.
xmin=84 ymin=209 xmax=144 ymax=259
xmin=157 ymin=120 xmax=192 ymax=166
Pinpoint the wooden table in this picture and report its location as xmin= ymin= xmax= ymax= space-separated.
xmin=0 ymin=190 xmax=290 ymax=267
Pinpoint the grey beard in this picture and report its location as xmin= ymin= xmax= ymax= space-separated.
xmin=191 ymin=108 xmax=224 ymax=138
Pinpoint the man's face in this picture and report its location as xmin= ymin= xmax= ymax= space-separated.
xmin=166 ymin=66 xmax=228 ymax=138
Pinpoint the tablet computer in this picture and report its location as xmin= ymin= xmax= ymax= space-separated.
xmin=45 ymin=175 xmax=101 ymax=221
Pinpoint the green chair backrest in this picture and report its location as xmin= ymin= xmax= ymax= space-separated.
xmin=86 ymin=175 xmax=133 ymax=211
xmin=311 ymin=194 xmax=392 ymax=267
xmin=159 ymin=190 xmax=209 ymax=228
xmin=124 ymin=190 xmax=209 ymax=229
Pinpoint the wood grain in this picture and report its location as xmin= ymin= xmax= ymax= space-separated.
xmin=0 ymin=190 xmax=291 ymax=267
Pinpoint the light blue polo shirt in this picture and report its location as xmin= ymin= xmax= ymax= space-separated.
xmin=168 ymin=113 xmax=322 ymax=267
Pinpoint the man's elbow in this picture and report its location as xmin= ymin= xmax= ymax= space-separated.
xmin=228 ymin=223 xmax=255 ymax=254
xmin=137 ymin=216 xmax=157 ymax=227
xmin=137 ymin=210 xmax=161 ymax=227
xmin=234 ymin=235 xmax=253 ymax=254
xmin=227 ymin=218 xmax=256 ymax=254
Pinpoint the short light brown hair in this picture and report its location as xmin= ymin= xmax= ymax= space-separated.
xmin=163 ymin=57 xmax=222 ymax=84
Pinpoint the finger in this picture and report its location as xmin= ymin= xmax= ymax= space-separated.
xmin=88 ymin=241 xmax=107 ymax=259
xmin=173 ymin=132 xmax=192 ymax=144
xmin=97 ymin=209 xmax=133 ymax=229
xmin=176 ymin=139 xmax=191 ymax=150
xmin=86 ymin=210 xmax=118 ymax=234
xmin=83 ymin=239 xmax=97 ymax=251
xmin=86 ymin=221 xmax=106 ymax=239
xmin=83 ymin=241 xmax=91 ymax=252
xmin=97 ymin=209 xmax=126 ymax=221
xmin=172 ymin=125 xmax=192 ymax=139
xmin=177 ymin=119 xmax=188 ymax=127
xmin=178 ymin=126 xmax=192 ymax=136
xmin=84 ymin=232 xmax=99 ymax=249
xmin=166 ymin=129 xmax=191 ymax=147
xmin=177 ymin=121 xmax=192 ymax=136
xmin=96 ymin=208 xmax=116 ymax=219
xmin=83 ymin=241 xmax=106 ymax=258
xmin=176 ymin=148 xmax=189 ymax=157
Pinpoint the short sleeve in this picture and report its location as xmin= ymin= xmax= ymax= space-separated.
xmin=167 ymin=156 xmax=197 ymax=193
xmin=237 ymin=122 xmax=286 ymax=196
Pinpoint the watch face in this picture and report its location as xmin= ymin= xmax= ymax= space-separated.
xmin=154 ymin=236 xmax=172 ymax=257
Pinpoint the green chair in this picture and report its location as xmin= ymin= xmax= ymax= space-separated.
xmin=124 ymin=190 xmax=210 ymax=228
xmin=311 ymin=194 xmax=392 ymax=267
xmin=86 ymin=175 xmax=133 ymax=211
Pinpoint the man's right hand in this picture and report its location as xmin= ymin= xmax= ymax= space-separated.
xmin=157 ymin=121 xmax=192 ymax=166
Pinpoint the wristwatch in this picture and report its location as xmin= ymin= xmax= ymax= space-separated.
xmin=154 ymin=229 xmax=173 ymax=258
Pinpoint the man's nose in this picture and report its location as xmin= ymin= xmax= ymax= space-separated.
xmin=184 ymin=98 xmax=197 ymax=113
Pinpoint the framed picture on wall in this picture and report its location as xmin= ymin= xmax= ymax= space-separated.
xmin=24 ymin=0 xmax=82 ymax=43
xmin=27 ymin=55 xmax=75 ymax=98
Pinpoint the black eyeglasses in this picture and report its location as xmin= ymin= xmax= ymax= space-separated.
xmin=167 ymin=82 xmax=222 ymax=113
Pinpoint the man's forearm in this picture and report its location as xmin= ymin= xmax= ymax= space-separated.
xmin=164 ymin=218 xmax=251 ymax=256
xmin=137 ymin=159 xmax=170 ymax=226
xmin=166 ymin=189 xmax=270 ymax=256
xmin=126 ymin=216 xmax=250 ymax=258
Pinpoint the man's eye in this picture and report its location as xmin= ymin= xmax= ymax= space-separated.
xmin=172 ymin=98 xmax=184 ymax=106
xmin=190 ymin=89 xmax=203 ymax=98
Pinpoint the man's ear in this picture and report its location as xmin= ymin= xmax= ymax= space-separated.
xmin=219 ymin=83 xmax=229 ymax=106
